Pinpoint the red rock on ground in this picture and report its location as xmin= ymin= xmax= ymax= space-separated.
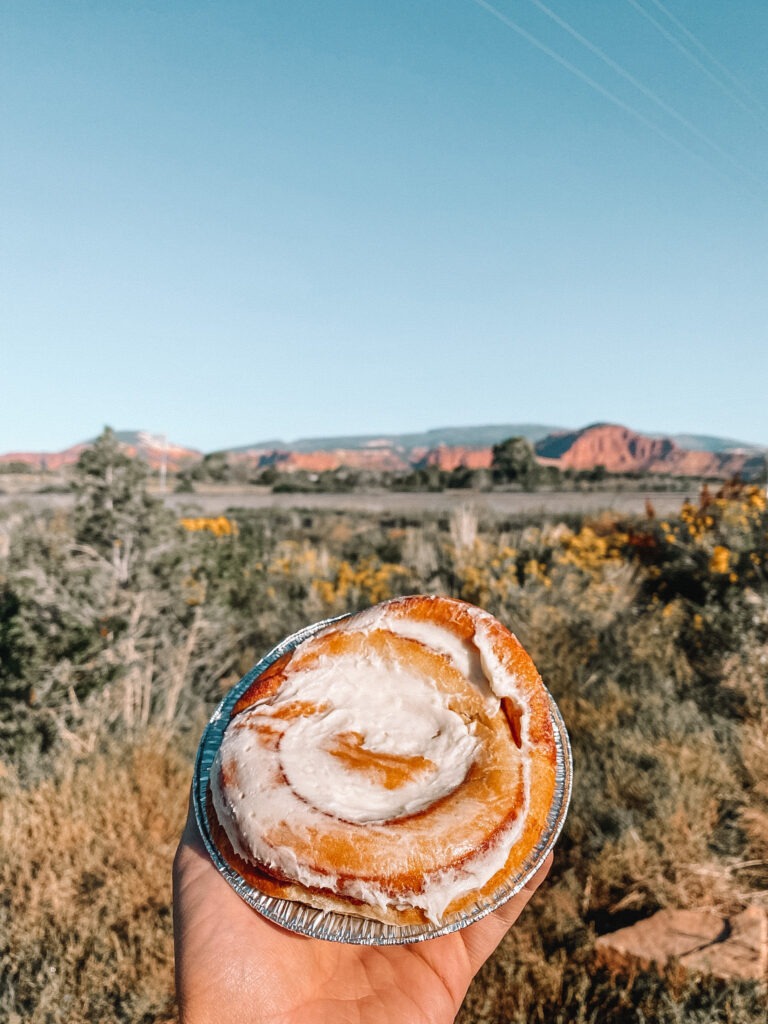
xmin=594 ymin=907 xmax=767 ymax=983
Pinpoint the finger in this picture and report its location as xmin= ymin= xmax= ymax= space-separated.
xmin=458 ymin=853 xmax=553 ymax=972
xmin=491 ymin=852 xmax=553 ymax=926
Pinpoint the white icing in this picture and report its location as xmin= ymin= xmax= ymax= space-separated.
xmin=408 ymin=814 xmax=527 ymax=922
xmin=213 ymin=602 xmax=535 ymax=923
xmin=472 ymin=620 xmax=531 ymax=746
xmin=212 ymin=756 xmax=527 ymax=925
xmin=221 ymin=651 xmax=479 ymax=827
xmin=367 ymin=612 xmax=494 ymax=703
xmin=299 ymin=813 xmax=525 ymax=925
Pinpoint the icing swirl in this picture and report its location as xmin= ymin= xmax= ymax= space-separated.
xmin=210 ymin=596 xmax=556 ymax=925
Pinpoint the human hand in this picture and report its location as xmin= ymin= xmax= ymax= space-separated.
xmin=173 ymin=799 xmax=552 ymax=1024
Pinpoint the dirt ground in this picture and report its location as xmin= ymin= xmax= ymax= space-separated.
xmin=0 ymin=483 xmax=697 ymax=518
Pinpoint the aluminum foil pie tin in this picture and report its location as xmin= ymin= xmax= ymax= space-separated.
xmin=192 ymin=614 xmax=573 ymax=945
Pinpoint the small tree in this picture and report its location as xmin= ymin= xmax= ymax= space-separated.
xmin=491 ymin=436 xmax=540 ymax=489
xmin=72 ymin=427 xmax=169 ymax=584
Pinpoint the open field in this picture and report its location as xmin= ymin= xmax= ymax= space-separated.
xmin=1 ymin=448 xmax=766 ymax=1022
xmin=0 ymin=484 xmax=699 ymax=518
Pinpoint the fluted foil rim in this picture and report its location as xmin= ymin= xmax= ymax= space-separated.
xmin=193 ymin=613 xmax=572 ymax=945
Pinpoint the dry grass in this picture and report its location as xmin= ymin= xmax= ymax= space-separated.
xmin=2 ymin=491 xmax=768 ymax=1022
xmin=0 ymin=735 xmax=190 ymax=1023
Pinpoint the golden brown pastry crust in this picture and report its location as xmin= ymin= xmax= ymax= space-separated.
xmin=208 ymin=595 xmax=558 ymax=927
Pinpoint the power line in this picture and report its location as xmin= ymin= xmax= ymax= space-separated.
xmin=524 ymin=0 xmax=764 ymax=187
xmin=646 ymin=0 xmax=768 ymax=116
xmin=467 ymin=0 xmax=767 ymax=199
xmin=626 ymin=0 xmax=768 ymax=130
xmin=469 ymin=0 xmax=694 ymax=153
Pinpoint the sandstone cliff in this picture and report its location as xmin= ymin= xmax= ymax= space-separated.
xmin=536 ymin=423 xmax=758 ymax=478
xmin=2 ymin=423 xmax=763 ymax=480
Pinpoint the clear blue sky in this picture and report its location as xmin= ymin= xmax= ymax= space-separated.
xmin=2 ymin=0 xmax=767 ymax=452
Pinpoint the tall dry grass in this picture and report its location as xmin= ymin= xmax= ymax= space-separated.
xmin=1 ymin=489 xmax=767 ymax=1021
xmin=0 ymin=736 xmax=190 ymax=1023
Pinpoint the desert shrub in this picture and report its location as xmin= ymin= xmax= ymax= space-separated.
xmin=458 ymin=941 xmax=766 ymax=1024
xmin=1 ymin=479 xmax=766 ymax=1021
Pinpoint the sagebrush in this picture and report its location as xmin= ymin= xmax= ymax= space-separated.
xmin=0 ymin=438 xmax=766 ymax=1021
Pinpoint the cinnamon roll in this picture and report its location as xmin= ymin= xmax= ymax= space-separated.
xmin=208 ymin=595 xmax=558 ymax=926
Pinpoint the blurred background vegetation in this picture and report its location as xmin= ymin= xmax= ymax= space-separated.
xmin=1 ymin=430 xmax=766 ymax=1022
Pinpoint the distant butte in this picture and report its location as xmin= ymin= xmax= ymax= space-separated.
xmin=0 ymin=423 xmax=764 ymax=479
xmin=536 ymin=423 xmax=761 ymax=479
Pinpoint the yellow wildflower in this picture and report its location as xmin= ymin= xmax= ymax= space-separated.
xmin=709 ymin=546 xmax=731 ymax=574
xmin=180 ymin=516 xmax=238 ymax=537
